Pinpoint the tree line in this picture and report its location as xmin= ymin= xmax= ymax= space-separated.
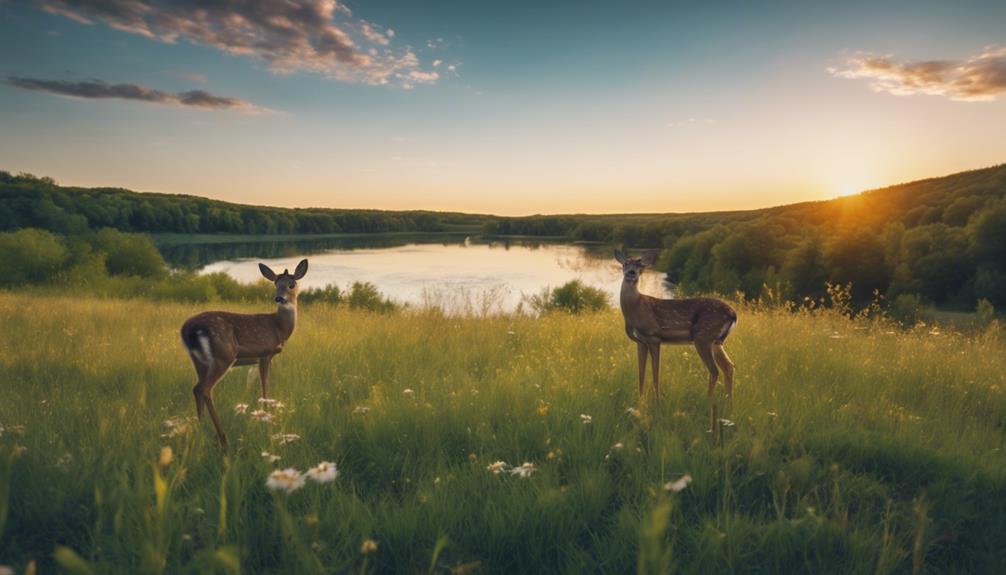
xmin=0 ymin=171 xmax=486 ymax=236
xmin=4 ymin=165 xmax=1004 ymax=310
xmin=483 ymin=165 xmax=1006 ymax=309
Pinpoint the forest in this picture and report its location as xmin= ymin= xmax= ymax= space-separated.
xmin=484 ymin=165 xmax=1006 ymax=308
xmin=3 ymin=165 xmax=1004 ymax=309
xmin=0 ymin=171 xmax=485 ymax=235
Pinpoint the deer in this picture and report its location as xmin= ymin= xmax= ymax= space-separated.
xmin=180 ymin=259 xmax=308 ymax=448
xmin=615 ymin=249 xmax=736 ymax=400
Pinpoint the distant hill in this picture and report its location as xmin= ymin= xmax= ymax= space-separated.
xmin=0 ymin=171 xmax=488 ymax=236
xmin=485 ymin=164 xmax=1006 ymax=308
xmin=2 ymin=164 xmax=1004 ymax=308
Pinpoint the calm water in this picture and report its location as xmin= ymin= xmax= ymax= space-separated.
xmin=185 ymin=235 xmax=673 ymax=312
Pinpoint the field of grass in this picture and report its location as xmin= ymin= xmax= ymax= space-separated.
xmin=1 ymin=293 xmax=1005 ymax=574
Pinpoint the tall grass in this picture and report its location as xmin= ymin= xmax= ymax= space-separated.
xmin=0 ymin=293 xmax=1004 ymax=573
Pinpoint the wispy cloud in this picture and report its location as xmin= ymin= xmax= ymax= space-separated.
xmin=36 ymin=0 xmax=438 ymax=87
xmin=7 ymin=76 xmax=271 ymax=113
xmin=830 ymin=46 xmax=1006 ymax=102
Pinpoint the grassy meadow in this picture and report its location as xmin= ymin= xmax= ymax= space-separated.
xmin=1 ymin=293 xmax=1005 ymax=574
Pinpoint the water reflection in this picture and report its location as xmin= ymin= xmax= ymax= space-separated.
xmin=184 ymin=235 xmax=672 ymax=312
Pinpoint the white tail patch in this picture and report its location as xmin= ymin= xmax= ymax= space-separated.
xmin=187 ymin=331 xmax=213 ymax=365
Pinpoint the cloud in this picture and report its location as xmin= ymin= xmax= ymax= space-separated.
xmin=6 ymin=76 xmax=271 ymax=113
xmin=830 ymin=46 xmax=1006 ymax=101
xmin=36 ymin=0 xmax=438 ymax=87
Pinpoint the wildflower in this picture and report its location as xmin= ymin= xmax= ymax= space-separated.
xmin=580 ymin=414 xmax=593 ymax=425
xmin=261 ymin=451 xmax=281 ymax=463
xmin=352 ymin=406 xmax=370 ymax=414
xmin=403 ymin=388 xmax=415 ymax=397
xmin=306 ymin=461 xmax=338 ymax=484
xmin=625 ymin=407 xmax=642 ymax=419
xmin=250 ymin=410 xmax=272 ymax=423
xmin=767 ymin=411 xmax=778 ymax=417
xmin=272 ymin=433 xmax=301 ymax=445
xmin=611 ymin=442 xmax=624 ymax=450
xmin=487 ymin=461 xmax=508 ymax=474
xmin=361 ymin=539 xmax=379 ymax=554
xmin=266 ymin=468 xmax=305 ymax=494
xmin=258 ymin=398 xmax=285 ymax=410
xmin=536 ymin=402 xmax=550 ymax=416
xmin=234 ymin=403 xmax=249 ymax=415
xmin=510 ymin=462 xmax=536 ymax=478
xmin=158 ymin=446 xmax=173 ymax=468
xmin=663 ymin=474 xmax=692 ymax=493
xmin=434 ymin=476 xmax=441 ymax=486
xmin=161 ymin=417 xmax=193 ymax=438
xmin=56 ymin=452 xmax=73 ymax=471
xmin=311 ymin=541 xmax=324 ymax=552
xmin=719 ymin=418 xmax=736 ymax=427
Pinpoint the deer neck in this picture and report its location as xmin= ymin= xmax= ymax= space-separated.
xmin=620 ymin=279 xmax=642 ymax=314
xmin=275 ymin=302 xmax=297 ymax=340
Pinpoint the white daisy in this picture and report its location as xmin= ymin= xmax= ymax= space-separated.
xmin=234 ymin=403 xmax=249 ymax=415
xmin=487 ymin=460 xmax=508 ymax=474
xmin=266 ymin=468 xmax=305 ymax=494
xmin=580 ymin=414 xmax=593 ymax=424
xmin=306 ymin=461 xmax=338 ymax=483
xmin=663 ymin=473 xmax=692 ymax=493
xmin=250 ymin=410 xmax=272 ymax=423
xmin=272 ymin=433 xmax=301 ymax=445
xmin=261 ymin=451 xmax=280 ymax=463
xmin=510 ymin=462 xmax=536 ymax=478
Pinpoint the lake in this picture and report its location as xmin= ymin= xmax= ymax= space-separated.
xmin=160 ymin=234 xmax=674 ymax=312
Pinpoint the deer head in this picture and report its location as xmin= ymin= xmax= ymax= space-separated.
xmin=259 ymin=259 xmax=309 ymax=305
xmin=614 ymin=249 xmax=657 ymax=283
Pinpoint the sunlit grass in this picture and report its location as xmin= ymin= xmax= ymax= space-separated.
xmin=0 ymin=293 xmax=1004 ymax=573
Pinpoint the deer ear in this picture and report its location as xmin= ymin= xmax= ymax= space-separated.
xmin=259 ymin=263 xmax=278 ymax=281
xmin=614 ymin=249 xmax=627 ymax=264
xmin=293 ymin=259 xmax=309 ymax=280
xmin=640 ymin=250 xmax=658 ymax=266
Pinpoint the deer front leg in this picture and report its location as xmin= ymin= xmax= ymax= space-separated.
xmin=648 ymin=342 xmax=661 ymax=399
xmin=259 ymin=355 xmax=273 ymax=400
xmin=636 ymin=342 xmax=648 ymax=396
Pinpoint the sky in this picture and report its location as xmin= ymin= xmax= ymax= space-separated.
xmin=1 ymin=0 xmax=1005 ymax=216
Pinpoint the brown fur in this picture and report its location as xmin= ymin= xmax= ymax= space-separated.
xmin=180 ymin=259 xmax=308 ymax=447
xmin=615 ymin=250 xmax=736 ymax=399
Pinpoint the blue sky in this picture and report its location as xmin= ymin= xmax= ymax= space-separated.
xmin=1 ymin=0 xmax=1004 ymax=214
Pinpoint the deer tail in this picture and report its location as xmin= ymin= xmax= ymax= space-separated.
xmin=715 ymin=313 xmax=737 ymax=345
xmin=182 ymin=325 xmax=213 ymax=365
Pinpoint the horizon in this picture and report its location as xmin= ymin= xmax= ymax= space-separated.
xmin=2 ymin=1 xmax=1005 ymax=215
xmin=6 ymin=162 xmax=1004 ymax=219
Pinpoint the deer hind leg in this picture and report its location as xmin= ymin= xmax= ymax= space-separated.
xmin=259 ymin=355 xmax=272 ymax=400
xmin=713 ymin=344 xmax=735 ymax=398
xmin=196 ymin=358 xmax=234 ymax=448
xmin=695 ymin=341 xmax=719 ymax=396
xmin=648 ymin=342 xmax=661 ymax=399
xmin=636 ymin=342 xmax=648 ymax=396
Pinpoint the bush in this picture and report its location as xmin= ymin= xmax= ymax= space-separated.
xmin=347 ymin=281 xmax=399 ymax=313
xmin=91 ymin=228 xmax=167 ymax=278
xmin=300 ymin=284 xmax=343 ymax=305
xmin=976 ymin=298 xmax=996 ymax=328
xmin=888 ymin=293 xmax=927 ymax=326
xmin=525 ymin=280 xmax=609 ymax=314
xmin=0 ymin=228 xmax=69 ymax=285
